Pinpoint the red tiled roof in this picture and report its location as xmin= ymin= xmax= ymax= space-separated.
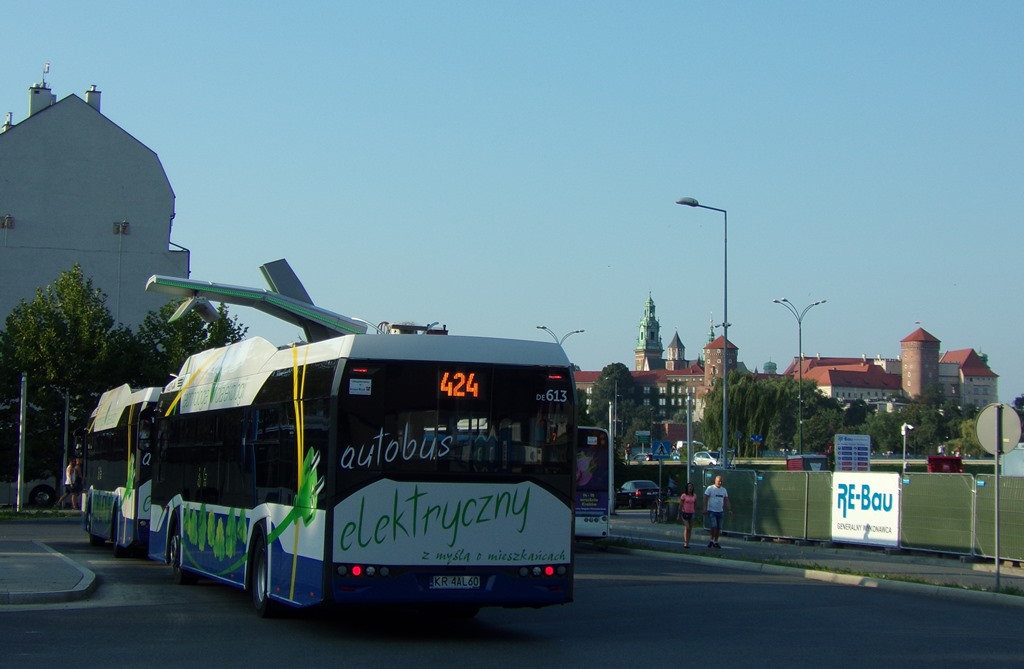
xmin=675 ymin=362 xmax=705 ymax=375
xmin=901 ymin=327 xmax=940 ymax=344
xmin=781 ymin=357 xmax=864 ymax=377
xmin=803 ymin=362 xmax=902 ymax=391
xmin=704 ymin=335 xmax=737 ymax=350
xmin=940 ymin=348 xmax=998 ymax=378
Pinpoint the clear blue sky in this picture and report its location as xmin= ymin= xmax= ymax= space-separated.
xmin=4 ymin=2 xmax=1022 ymax=402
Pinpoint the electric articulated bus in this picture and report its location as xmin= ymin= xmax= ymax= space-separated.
xmin=83 ymin=385 xmax=160 ymax=556
xmin=147 ymin=333 xmax=577 ymax=617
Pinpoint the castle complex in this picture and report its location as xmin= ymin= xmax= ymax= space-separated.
xmin=575 ymin=295 xmax=998 ymax=423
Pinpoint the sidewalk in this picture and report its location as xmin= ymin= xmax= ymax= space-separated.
xmin=0 ymin=539 xmax=97 ymax=605
xmin=608 ymin=512 xmax=1024 ymax=608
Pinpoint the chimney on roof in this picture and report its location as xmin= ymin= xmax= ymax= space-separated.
xmin=85 ymin=85 xmax=101 ymax=112
xmin=29 ymin=81 xmax=56 ymax=116
xmin=1 ymin=112 xmax=12 ymax=133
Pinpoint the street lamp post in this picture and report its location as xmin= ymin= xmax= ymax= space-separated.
xmin=535 ymin=325 xmax=584 ymax=346
xmin=772 ymin=298 xmax=826 ymax=454
xmin=676 ymin=197 xmax=729 ymax=467
xmin=901 ymin=423 xmax=915 ymax=472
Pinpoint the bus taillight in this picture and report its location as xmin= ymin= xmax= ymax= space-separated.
xmin=336 ymin=564 xmax=391 ymax=578
xmin=518 ymin=565 xmax=566 ymax=578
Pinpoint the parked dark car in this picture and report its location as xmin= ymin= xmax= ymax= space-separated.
xmin=615 ymin=480 xmax=660 ymax=509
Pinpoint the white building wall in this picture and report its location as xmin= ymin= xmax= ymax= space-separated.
xmin=963 ymin=375 xmax=997 ymax=408
xmin=0 ymin=92 xmax=189 ymax=326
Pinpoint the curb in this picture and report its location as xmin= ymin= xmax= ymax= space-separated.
xmin=0 ymin=541 xmax=97 ymax=606
xmin=607 ymin=544 xmax=1024 ymax=609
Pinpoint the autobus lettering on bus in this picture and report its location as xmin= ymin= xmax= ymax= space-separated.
xmin=339 ymin=420 xmax=453 ymax=470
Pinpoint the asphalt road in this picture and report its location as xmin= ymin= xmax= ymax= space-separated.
xmin=1 ymin=522 xmax=1018 ymax=668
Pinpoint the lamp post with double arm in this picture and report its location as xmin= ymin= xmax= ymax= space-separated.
xmin=676 ymin=197 xmax=729 ymax=466
xmin=536 ymin=326 xmax=584 ymax=346
xmin=773 ymin=298 xmax=826 ymax=454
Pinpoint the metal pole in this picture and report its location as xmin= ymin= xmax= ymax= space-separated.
xmin=722 ymin=209 xmax=729 ymax=468
xmin=613 ymin=379 xmax=618 ymax=446
xmin=901 ymin=423 xmax=913 ymax=473
xmin=995 ymin=405 xmax=1002 ymax=591
xmin=902 ymin=426 xmax=907 ymax=473
xmin=685 ymin=388 xmax=693 ymax=487
xmin=676 ymin=198 xmax=728 ymax=466
xmin=62 ymin=389 xmax=70 ymax=503
xmin=17 ymin=372 xmax=28 ymax=513
xmin=608 ymin=401 xmax=616 ymax=516
xmin=773 ymin=299 xmax=825 ymax=455
xmin=797 ymin=317 xmax=803 ymax=453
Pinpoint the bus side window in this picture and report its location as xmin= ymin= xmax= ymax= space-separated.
xmin=253 ymin=406 xmax=297 ymax=505
xmin=137 ymin=407 xmax=155 ymax=453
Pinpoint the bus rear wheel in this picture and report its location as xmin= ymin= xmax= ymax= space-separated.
xmin=250 ymin=530 xmax=280 ymax=618
xmin=170 ymin=519 xmax=197 ymax=585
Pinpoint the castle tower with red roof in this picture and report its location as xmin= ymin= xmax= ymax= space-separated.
xmin=900 ymin=328 xmax=940 ymax=398
xmin=703 ymin=335 xmax=738 ymax=387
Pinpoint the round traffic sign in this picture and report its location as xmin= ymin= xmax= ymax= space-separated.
xmin=976 ymin=403 xmax=1022 ymax=456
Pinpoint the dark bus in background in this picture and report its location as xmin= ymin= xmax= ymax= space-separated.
xmin=82 ymin=385 xmax=160 ymax=556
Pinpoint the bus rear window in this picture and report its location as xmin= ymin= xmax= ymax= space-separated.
xmin=338 ymin=363 xmax=573 ymax=475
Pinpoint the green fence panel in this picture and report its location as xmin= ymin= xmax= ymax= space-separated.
xmin=700 ymin=468 xmax=756 ymax=536
xmin=899 ymin=473 xmax=974 ymax=555
xmin=806 ymin=472 xmax=834 ymax=541
xmin=753 ymin=471 xmax=810 ymax=539
xmin=973 ymin=475 xmax=1024 ymax=561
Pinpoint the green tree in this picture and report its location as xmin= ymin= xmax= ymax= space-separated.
xmin=802 ymin=407 xmax=844 ymax=454
xmin=799 ymin=390 xmax=844 ymax=452
xmin=732 ymin=374 xmax=790 ymax=457
xmin=0 ymin=266 xmax=127 ymax=479
xmin=584 ymin=363 xmax=636 ymax=438
xmin=956 ymin=418 xmax=984 ymax=457
xmin=134 ymin=301 xmax=248 ymax=385
xmin=624 ymin=405 xmax=657 ymax=451
xmin=0 ymin=267 xmax=249 ymax=483
xmin=843 ymin=399 xmax=869 ymax=427
xmin=861 ymin=409 xmax=903 ymax=455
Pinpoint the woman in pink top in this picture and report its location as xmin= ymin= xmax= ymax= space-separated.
xmin=679 ymin=482 xmax=698 ymax=548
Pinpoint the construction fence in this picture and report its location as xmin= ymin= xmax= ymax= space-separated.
xmin=687 ymin=468 xmax=1024 ymax=562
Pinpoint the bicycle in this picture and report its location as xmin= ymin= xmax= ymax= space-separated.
xmin=649 ymin=496 xmax=669 ymax=523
